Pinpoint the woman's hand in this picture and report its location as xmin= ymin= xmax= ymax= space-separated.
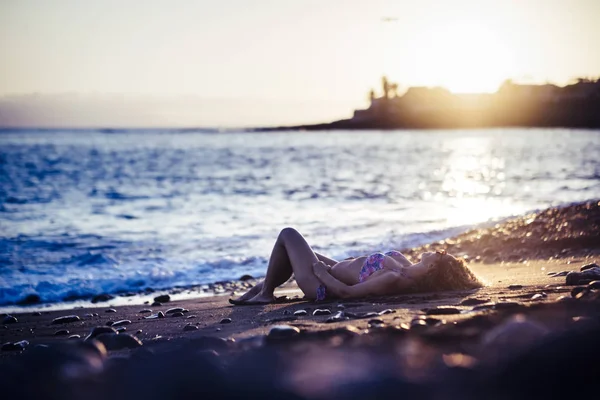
xmin=312 ymin=260 xmax=330 ymax=280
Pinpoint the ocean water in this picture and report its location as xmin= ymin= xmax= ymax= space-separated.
xmin=1 ymin=128 xmax=599 ymax=308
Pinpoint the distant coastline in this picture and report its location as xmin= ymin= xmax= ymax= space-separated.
xmin=257 ymin=77 xmax=600 ymax=131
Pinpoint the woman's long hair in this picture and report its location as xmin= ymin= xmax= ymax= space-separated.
xmin=414 ymin=254 xmax=482 ymax=292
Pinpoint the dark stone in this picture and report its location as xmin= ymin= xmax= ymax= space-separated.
xmin=154 ymin=294 xmax=170 ymax=303
xmin=85 ymin=326 xmax=118 ymax=341
xmin=325 ymin=311 xmax=349 ymax=323
xmin=51 ymin=315 xmax=81 ymax=324
xmin=2 ymin=315 xmax=17 ymax=324
xmin=312 ymin=309 xmax=332 ymax=316
xmin=368 ymin=318 xmax=385 ymax=328
xmin=165 ymin=307 xmax=184 ymax=314
xmin=239 ymin=274 xmax=254 ymax=281
xmin=94 ymin=333 xmax=143 ymax=350
xmin=135 ymin=329 xmax=143 ymax=335
xmin=32 ymin=312 xmax=42 ymax=316
xmin=158 ymin=311 xmax=165 ymax=318
xmin=17 ymin=294 xmax=41 ymax=305
xmin=345 ymin=311 xmax=380 ymax=319
xmin=410 ymin=319 xmax=428 ymax=329
xmin=54 ymin=329 xmax=69 ymax=336
xmin=508 ymin=284 xmax=523 ymax=290
xmin=1 ymin=340 xmax=28 ymax=351
xmin=184 ymin=324 xmax=199 ymax=331
xmin=138 ymin=309 xmax=152 ymax=314
xmin=116 ymin=327 xmax=126 ymax=333
xmin=171 ymin=312 xmax=184 ymax=318
xmin=91 ymin=293 xmax=114 ymax=303
xmin=151 ymin=301 xmax=162 ymax=307
xmin=588 ymin=280 xmax=600 ymax=290
xmin=571 ymin=286 xmax=587 ymax=298
xmin=581 ymin=263 xmax=599 ymax=271
xmin=220 ymin=318 xmax=232 ymax=324
xmin=111 ymin=320 xmax=132 ymax=327
xmin=550 ymin=271 xmax=569 ymax=277
xmin=566 ymin=267 xmax=600 ymax=285
xmin=460 ymin=298 xmax=490 ymax=306
xmin=293 ymin=309 xmax=307 ymax=316
xmin=105 ymin=308 xmax=117 ymax=313
xmin=267 ymin=325 xmax=300 ymax=340
xmin=426 ymin=307 xmax=461 ymax=315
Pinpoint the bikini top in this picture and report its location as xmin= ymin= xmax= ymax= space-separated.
xmin=358 ymin=250 xmax=402 ymax=283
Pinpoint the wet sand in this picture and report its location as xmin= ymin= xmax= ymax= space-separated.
xmin=1 ymin=200 xmax=600 ymax=399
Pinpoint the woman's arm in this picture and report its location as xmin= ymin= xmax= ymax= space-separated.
xmin=314 ymin=252 xmax=338 ymax=266
xmin=387 ymin=252 xmax=413 ymax=268
xmin=312 ymin=261 xmax=405 ymax=298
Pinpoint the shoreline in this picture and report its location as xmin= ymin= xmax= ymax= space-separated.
xmin=4 ymin=199 xmax=598 ymax=313
xmin=1 ymin=200 xmax=600 ymax=398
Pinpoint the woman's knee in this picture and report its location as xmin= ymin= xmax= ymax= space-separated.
xmin=279 ymin=227 xmax=300 ymax=241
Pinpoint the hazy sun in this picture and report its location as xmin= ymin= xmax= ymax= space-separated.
xmin=392 ymin=20 xmax=516 ymax=93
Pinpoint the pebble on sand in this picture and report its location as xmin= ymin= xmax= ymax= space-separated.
xmin=1 ymin=340 xmax=29 ymax=351
xmin=325 ymin=311 xmax=349 ymax=323
xmin=68 ymin=334 xmax=81 ymax=339
xmin=220 ymin=318 xmax=232 ymax=324
xmin=267 ymin=325 xmax=300 ymax=339
xmin=184 ymin=324 xmax=199 ymax=331
xmin=94 ymin=333 xmax=143 ymax=351
xmin=508 ymin=285 xmax=523 ymax=290
xmin=426 ymin=307 xmax=461 ymax=315
xmin=293 ymin=310 xmax=307 ymax=316
xmin=111 ymin=320 xmax=132 ymax=327
xmin=154 ymin=294 xmax=171 ymax=303
xmin=170 ymin=312 xmax=184 ymax=318
xmin=105 ymin=308 xmax=117 ymax=313
xmin=54 ymin=329 xmax=70 ymax=336
xmin=139 ymin=309 xmax=152 ymax=314
xmin=84 ymin=326 xmax=118 ymax=341
xmin=2 ymin=315 xmax=17 ymax=324
xmin=313 ymin=309 xmax=332 ymax=316
xmin=367 ymin=319 xmax=385 ymax=328
xmin=165 ymin=307 xmax=185 ymax=314
xmin=51 ymin=315 xmax=81 ymax=324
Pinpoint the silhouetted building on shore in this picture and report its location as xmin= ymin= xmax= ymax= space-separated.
xmin=346 ymin=77 xmax=600 ymax=129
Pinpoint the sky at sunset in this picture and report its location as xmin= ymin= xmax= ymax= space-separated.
xmin=1 ymin=0 xmax=599 ymax=127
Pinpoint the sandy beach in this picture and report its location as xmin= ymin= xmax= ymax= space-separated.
xmin=2 ymin=200 xmax=600 ymax=399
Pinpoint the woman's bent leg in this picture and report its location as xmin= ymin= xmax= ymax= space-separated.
xmin=248 ymin=228 xmax=322 ymax=303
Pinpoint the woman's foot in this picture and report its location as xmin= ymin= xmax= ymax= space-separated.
xmin=229 ymin=282 xmax=265 ymax=305
xmin=243 ymin=292 xmax=276 ymax=304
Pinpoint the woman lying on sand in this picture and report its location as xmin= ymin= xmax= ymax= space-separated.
xmin=230 ymin=227 xmax=481 ymax=305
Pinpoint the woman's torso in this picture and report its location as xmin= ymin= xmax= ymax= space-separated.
xmin=330 ymin=252 xmax=413 ymax=285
